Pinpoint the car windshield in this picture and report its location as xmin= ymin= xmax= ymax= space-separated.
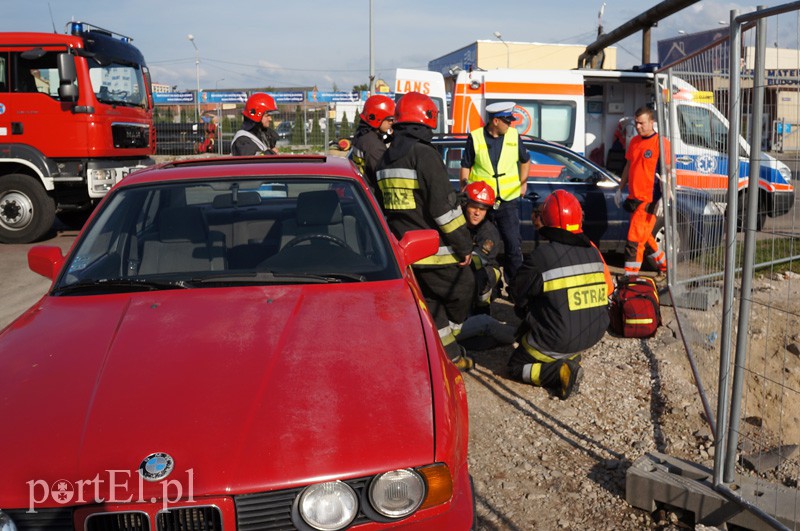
xmin=56 ymin=177 xmax=398 ymax=293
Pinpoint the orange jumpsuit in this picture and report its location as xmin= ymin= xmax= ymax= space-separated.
xmin=624 ymin=133 xmax=668 ymax=275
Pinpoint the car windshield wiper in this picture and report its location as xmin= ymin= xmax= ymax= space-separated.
xmin=190 ymin=271 xmax=366 ymax=285
xmin=52 ymin=277 xmax=190 ymax=295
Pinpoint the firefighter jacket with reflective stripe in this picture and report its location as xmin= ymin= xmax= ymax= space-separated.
xmin=469 ymin=218 xmax=502 ymax=271
xmin=512 ymin=227 xmax=611 ymax=355
xmin=376 ymin=141 xmax=472 ymax=266
xmin=351 ymin=123 xmax=389 ymax=195
xmin=468 ymin=127 xmax=522 ymax=201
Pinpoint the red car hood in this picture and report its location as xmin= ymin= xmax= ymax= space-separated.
xmin=0 ymin=281 xmax=434 ymax=507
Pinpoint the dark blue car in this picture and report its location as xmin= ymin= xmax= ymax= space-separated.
xmin=432 ymin=134 xmax=725 ymax=262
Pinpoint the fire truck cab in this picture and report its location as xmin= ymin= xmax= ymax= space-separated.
xmin=0 ymin=22 xmax=154 ymax=243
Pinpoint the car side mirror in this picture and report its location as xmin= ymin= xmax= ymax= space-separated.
xmin=398 ymin=229 xmax=439 ymax=265
xmin=28 ymin=246 xmax=65 ymax=280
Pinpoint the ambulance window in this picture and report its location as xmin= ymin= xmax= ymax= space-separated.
xmin=502 ymin=100 xmax=576 ymax=147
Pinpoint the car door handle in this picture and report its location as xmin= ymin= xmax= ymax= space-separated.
xmin=524 ymin=191 xmax=539 ymax=201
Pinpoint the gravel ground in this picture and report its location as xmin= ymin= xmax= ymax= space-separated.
xmin=463 ymin=295 xmax=717 ymax=530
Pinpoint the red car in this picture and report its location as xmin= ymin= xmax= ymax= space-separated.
xmin=0 ymin=156 xmax=474 ymax=530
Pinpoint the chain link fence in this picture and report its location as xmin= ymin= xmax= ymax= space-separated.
xmin=153 ymin=98 xmax=362 ymax=157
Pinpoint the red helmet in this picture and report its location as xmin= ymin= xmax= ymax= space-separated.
xmin=541 ymin=190 xmax=583 ymax=233
xmin=360 ymin=95 xmax=396 ymax=128
xmin=394 ymin=92 xmax=438 ymax=129
xmin=243 ymin=93 xmax=278 ymax=121
xmin=465 ymin=181 xmax=495 ymax=207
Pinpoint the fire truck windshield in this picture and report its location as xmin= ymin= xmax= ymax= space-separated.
xmin=88 ymin=59 xmax=147 ymax=108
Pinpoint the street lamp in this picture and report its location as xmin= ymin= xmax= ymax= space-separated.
xmin=493 ymin=31 xmax=510 ymax=68
xmin=187 ymin=34 xmax=200 ymax=122
xmin=215 ymin=78 xmax=225 ymax=90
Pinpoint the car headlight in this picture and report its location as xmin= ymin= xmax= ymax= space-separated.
xmin=0 ymin=510 xmax=18 ymax=531
xmin=703 ymin=201 xmax=724 ymax=216
xmin=297 ymin=481 xmax=358 ymax=530
xmin=368 ymin=469 xmax=425 ymax=519
xmin=779 ymin=165 xmax=792 ymax=183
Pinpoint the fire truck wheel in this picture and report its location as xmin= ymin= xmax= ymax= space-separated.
xmin=0 ymin=174 xmax=56 ymax=244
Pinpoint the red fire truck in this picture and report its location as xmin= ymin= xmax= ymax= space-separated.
xmin=0 ymin=22 xmax=155 ymax=243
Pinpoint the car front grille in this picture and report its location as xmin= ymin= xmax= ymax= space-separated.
xmin=5 ymin=508 xmax=73 ymax=531
xmin=86 ymin=512 xmax=149 ymax=531
xmin=112 ymin=123 xmax=150 ymax=149
xmin=157 ymin=507 xmax=221 ymax=531
xmin=235 ymin=478 xmax=371 ymax=531
xmin=7 ymin=507 xmax=221 ymax=531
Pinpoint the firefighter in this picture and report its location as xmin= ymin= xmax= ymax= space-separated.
xmin=463 ymin=181 xmax=502 ymax=314
xmin=509 ymin=190 xmax=613 ymax=399
xmin=376 ymin=92 xmax=475 ymax=371
xmin=614 ymin=106 xmax=669 ymax=277
xmin=351 ymin=94 xmax=395 ymax=196
xmin=231 ymin=93 xmax=279 ymax=156
xmin=460 ymin=101 xmax=531 ymax=291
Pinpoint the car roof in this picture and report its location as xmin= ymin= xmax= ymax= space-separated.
xmin=122 ymin=155 xmax=361 ymax=188
xmin=432 ymin=133 xmax=549 ymax=146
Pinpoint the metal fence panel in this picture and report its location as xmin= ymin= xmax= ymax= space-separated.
xmin=658 ymin=3 xmax=800 ymax=526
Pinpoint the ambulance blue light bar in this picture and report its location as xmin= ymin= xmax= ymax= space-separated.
xmin=66 ymin=21 xmax=133 ymax=43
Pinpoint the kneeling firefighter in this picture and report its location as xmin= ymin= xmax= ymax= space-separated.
xmin=508 ymin=190 xmax=613 ymax=399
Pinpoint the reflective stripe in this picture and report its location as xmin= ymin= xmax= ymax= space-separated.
xmin=472 ymin=253 xmax=484 ymax=269
xmin=541 ymin=262 xmax=606 ymax=282
xmin=522 ymin=363 xmax=540 ymax=385
xmin=521 ymin=333 xmax=561 ymax=362
xmin=438 ymin=324 xmax=457 ymax=346
xmin=440 ymin=215 xmax=466 ymax=234
xmin=378 ymin=178 xmax=420 ymax=189
xmin=435 ymin=206 xmax=463 ymax=227
xmin=415 ymin=245 xmax=460 ymax=265
xmin=543 ymin=272 xmax=607 ymax=293
xmin=231 ymin=130 xmax=268 ymax=153
xmin=626 ymin=318 xmax=654 ymax=325
xmin=376 ymin=167 xmax=418 ymax=182
xmin=624 ymin=261 xmax=642 ymax=271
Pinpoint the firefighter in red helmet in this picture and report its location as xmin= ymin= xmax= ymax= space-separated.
xmin=351 ymin=94 xmax=395 ymax=195
xmin=508 ymin=190 xmax=613 ymax=399
xmin=376 ymin=92 xmax=475 ymax=371
xmin=463 ymin=181 xmax=502 ymax=314
xmin=231 ymin=93 xmax=279 ymax=156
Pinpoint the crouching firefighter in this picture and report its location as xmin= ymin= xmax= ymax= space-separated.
xmin=463 ymin=181 xmax=502 ymax=314
xmin=376 ymin=92 xmax=476 ymax=371
xmin=508 ymin=190 xmax=614 ymax=399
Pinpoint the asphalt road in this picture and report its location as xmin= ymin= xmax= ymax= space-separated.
xmin=0 ymin=222 xmax=77 ymax=330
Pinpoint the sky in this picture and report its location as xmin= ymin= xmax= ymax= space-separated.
xmin=4 ymin=0 xmax=798 ymax=92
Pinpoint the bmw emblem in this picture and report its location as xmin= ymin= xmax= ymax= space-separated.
xmin=139 ymin=452 xmax=174 ymax=482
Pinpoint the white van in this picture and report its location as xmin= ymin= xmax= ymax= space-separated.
xmin=396 ymin=67 xmax=794 ymax=226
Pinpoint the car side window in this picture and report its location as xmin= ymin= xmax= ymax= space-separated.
xmin=444 ymin=147 xmax=464 ymax=182
xmin=527 ymin=145 xmax=596 ymax=183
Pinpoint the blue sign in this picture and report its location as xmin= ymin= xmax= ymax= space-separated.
xmin=307 ymin=91 xmax=361 ymax=103
xmin=153 ymin=92 xmax=195 ymax=104
xmin=201 ymin=91 xmax=248 ymax=103
xmin=271 ymin=92 xmax=305 ymax=103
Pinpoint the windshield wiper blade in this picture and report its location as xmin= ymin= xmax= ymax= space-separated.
xmin=191 ymin=271 xmax=366 ymax=285
xmin=53 ymin=278 xmax=189 ymax=295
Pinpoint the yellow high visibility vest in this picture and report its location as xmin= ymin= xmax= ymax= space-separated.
xmin=468 ymin=127 xmax=521 ymax=201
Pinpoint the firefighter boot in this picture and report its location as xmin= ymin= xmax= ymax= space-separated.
xmin=452 ymin=346 xmax=475 ymax=372
xmin=558 ymin=359 xmax=584 ymax=400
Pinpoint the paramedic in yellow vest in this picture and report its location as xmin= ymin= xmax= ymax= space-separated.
xmin=460 ymin=102 xmax=530 ymax=290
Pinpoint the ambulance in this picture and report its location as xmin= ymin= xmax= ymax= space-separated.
xmin=395 ymin=67 xmax=794 ymax=228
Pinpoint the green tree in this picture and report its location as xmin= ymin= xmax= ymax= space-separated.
xmin=339 ymin=112 xmax=352 ymax=139
xmin=309 ymin=110 xmax=323 ymax=145
xmin=353 ymin=83 xmax=369 ymax=92
xmin=328 ymin=115 xmax=335 ymax=140
xmin=291 ymin=105 xmax=305 ymax=145
xmin=352 ymin=111 xmax=361 ymax=131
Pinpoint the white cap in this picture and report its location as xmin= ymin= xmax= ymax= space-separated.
xmin=485 ymin=101 xmax=516 ymax=118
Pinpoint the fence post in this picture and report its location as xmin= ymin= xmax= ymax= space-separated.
xmin=713 ymin=7 xmax=742 ymax=487
xmin=723 ymin=5 xmax=769 ymax=483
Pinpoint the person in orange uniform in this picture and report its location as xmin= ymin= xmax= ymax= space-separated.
xmin=615 ymin=106 xmax=669 ymax=277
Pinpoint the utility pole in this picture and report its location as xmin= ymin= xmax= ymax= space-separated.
xmin=369 ymin=0 xmax=375 ymax=92
xmin=187 ymin=34 xmax=200 ymax=122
